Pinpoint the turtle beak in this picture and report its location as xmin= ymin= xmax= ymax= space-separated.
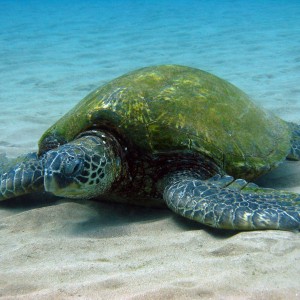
xmin=44 ymin=167 xmax=79 ymax=196
xmin=44 ymin=168 xmax=59 ymax=194
xmin=44 ymin=150 xmax=62 ymax=194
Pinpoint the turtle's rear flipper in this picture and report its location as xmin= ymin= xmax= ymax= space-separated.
xmin=287 ymin=122 xmax=300 ymax=160
xmin=0 ymin=152 xmax=44 ymax=201
xmin=163 ymin=174 xmax=300 ymax=231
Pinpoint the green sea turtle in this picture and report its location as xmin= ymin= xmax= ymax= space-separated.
xmin=0 ymin=65 xmax=299 ymax=231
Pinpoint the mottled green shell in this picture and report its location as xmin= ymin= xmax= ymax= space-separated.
xmin=39 ymin=65 xmax=291 ymax=180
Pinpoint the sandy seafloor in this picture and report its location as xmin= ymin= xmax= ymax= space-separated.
xmin=0 ymin=0 xmax=300 ymax=299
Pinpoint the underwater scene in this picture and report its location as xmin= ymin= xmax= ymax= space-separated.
xmin=0 ymin=0 xmax=299 ymax=298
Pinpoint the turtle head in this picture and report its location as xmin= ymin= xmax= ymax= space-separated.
xmin=43 ymin=134 xmax=122 ymax=199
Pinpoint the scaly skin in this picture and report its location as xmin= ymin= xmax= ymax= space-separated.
xmin=43 ymin=131 xmax=123 ymax=199
xmin=0 ymin=153 xmax=44 ymax=200
xmin=0 ymin=132 xmax=123 ymax=201
xmin=164 ymin=174 xmax=300 ymax=231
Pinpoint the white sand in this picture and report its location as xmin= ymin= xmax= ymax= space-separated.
xmin=0 ymin=199 xmax=299 ymax=299
xmin=0 ymin=1 xmax=300 ymax=299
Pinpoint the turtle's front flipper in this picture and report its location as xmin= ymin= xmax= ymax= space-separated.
xmin=163 ymin=173 xmax=300 ymax=231
xmin=287 ymin=122 xmax=300 ymax=160
xmin=0 ymin=152 xmax=44 ymax=201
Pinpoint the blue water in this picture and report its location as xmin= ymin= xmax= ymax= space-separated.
xmin=0 ymin=0 xmax=300 ymax=156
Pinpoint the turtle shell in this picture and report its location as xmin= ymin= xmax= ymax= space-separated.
xmin=39 ymin=65 xmax=291 ymax=180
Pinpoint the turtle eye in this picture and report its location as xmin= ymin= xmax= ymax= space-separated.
xmin=63 ymin=156 xmax=83 ymax=176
